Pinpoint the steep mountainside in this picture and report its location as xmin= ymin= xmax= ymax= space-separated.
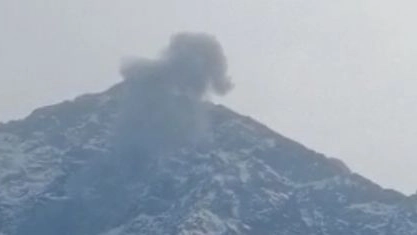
xmin=0 ymin=83 xmax=416 ymax=235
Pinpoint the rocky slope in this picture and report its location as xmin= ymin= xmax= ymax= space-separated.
xmin=0 ymin=83 xmax=416 ymax=235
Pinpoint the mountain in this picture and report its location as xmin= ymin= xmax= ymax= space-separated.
xmin=1 ymin=82 xmax=417 ymax=235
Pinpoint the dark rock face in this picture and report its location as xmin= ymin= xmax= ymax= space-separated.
xmin=0 ymin=83 xmax=416 ymax=235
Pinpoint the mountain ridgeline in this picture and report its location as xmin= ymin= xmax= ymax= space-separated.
xmin=0 ymin=81 xmax=416 ymax=235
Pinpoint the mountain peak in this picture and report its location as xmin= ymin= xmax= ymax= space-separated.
xmin=1 ymin=81 xmax=416 ymax=234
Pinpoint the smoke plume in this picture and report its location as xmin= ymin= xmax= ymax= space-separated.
xmin=116 ymin=32 xmax=233 ymax=154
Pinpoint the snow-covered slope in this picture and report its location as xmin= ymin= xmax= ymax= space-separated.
xmin=0 ymin=83 xmax=416 ymax=235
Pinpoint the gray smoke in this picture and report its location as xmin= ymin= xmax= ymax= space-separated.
xmin=121 ymin=32 xmax=232 ymax=98
xmin=116 ymin=32 xmax=233 ymax=155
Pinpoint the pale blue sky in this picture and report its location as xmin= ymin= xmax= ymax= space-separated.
xmin=1 ymin=0 xmax=416 ymax=194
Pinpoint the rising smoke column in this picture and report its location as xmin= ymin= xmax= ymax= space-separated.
xmin=117 ymin=32 xmax=233 ymax=154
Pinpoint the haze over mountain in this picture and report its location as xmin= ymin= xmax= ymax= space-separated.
xmin=1 ymin=32 xmax=417 ymax=234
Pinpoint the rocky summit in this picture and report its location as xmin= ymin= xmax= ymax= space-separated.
xmin=1 ymin=82 xmax=417 ymax=235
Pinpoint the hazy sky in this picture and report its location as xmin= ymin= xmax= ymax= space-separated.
xmin=1 ymin=0 xmax=416 ymax=194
